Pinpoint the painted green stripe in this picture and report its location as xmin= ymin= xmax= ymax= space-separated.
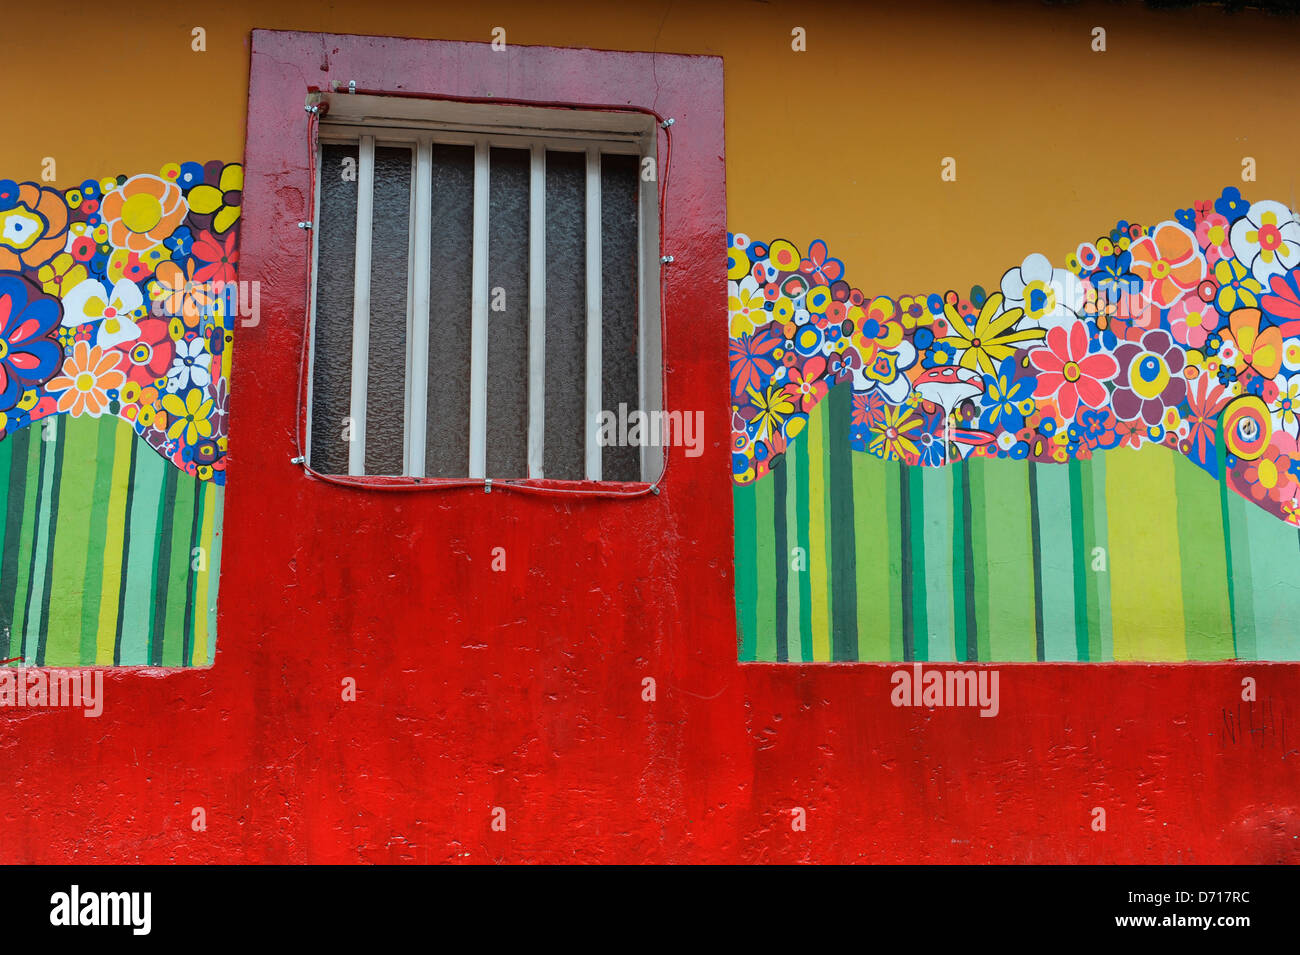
xmin=794 ymin=425 xmax=813 ymax=662
xmin=826 ymin=385 xmax=858 ymax=661
xmin=1089 ymin=454 xmax=1113 ymax=660
xmin=80 ymin=418 xmax=119 ymax=663
xmin=1034 ymin=463 xmax=1077 ymax=661
xmin=113 ymin=439 xmax=138 ymax=664
xmin=0 ymin=428 xmax=29 ymax=659
xmin=45 ymin=414 xmax=100 ymax=666
xmin=162 ymin=472 xmax=196 ymax=667
xmin=733 ymin=482 xmax=758 ymax=661
xmin=784 ymin=439 xmax=803 ymax=662
xmin=754 ymin=464 xmax=777 ymax=662
xmin=118 ymin=444 xmax=165 ymax=665
xmin=182 ymin=478 xmax=204 ymax=667
xmin=1028 ymin=462 xmax=1046 ymax=661
xmin=886 ymin=461 xmax=904 ymax=660
xmin=1171 ymin=451 xmax=1234 ymax=660
xmin=10 ymin=429 xmax=41 ymax=661
xmin=27 ymin=418 xmax=61 ymax=664
xmin=772 ymin=461 xmax=789 ymax=661
xmin=921 ymin=465 xmax=954 ymax=661
xmin=899 ymin=460 xmax=914 ymax=660
xmin=852 ymin=451 xmax=890 ymax=661
xmin=967 ymin=457 xmax=992 ymax=662
xmin=982 ymin=459 xmax=1036 ymax=661
xmin=951 ymin=460 xmax=969 ymax=661
xmin=1223 ymin=490 xmax=1256 ymax=660
xmin=204 ymin=485 xmax=224 ymax=665
xmin=1242 ymin=499 xmax=1300 ymax=661
xmin=904 ymin=463 xmax=927 ymax=660
xmin=0 ymin=435 xmax=9 ymax=605
xmin=1068 ymin=459 xmax=1092 ymax=661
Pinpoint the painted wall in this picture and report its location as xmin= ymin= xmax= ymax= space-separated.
xmin=1 ymin=1 xmax=1299 ymax=863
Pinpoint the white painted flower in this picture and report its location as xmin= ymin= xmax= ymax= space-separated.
xmin=1270 ymin=373 xmax=1300 ymax=437
xmin=999 ymin=252 xmax=1084 ymax=334
xmin=166 ymin=336 xmax=212 ymax=392
xmin=850 ymin=339 xmax=916 ymax=404
xmin=1229 ymin=200 xmax=1300 ymax=283
xmin=61 ymin=278 xmax=143 ymax=348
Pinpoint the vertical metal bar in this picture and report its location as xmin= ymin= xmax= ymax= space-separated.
xmin=468 ymin=139 xmax=490 ymax=479
xmin=408 ymin=138 xmax=433 ymax=477
xmin=347 ymin=134 xmax=375 ymax=476
xmin=527 ymin=145 xmax=546 ymax=478
xmin=584 ymin=147 xmax=603 ymax=482
xmin=638 ymin=131 xmax=664 ymax=483
xmin=304 ymin=139 xmax=323 ymax=468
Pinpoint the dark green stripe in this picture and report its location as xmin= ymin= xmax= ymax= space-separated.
xmin=150 ymin=464 xmax=179 ymax=666
xmin=953 ymin=459 xmax=978 ymax=661
xmin=899 ymin=458 xmax=913 ymax=661
xmin=183 ymin=479 xmax=204 ymax=667
xmin=772 ymin=458 xmax=789 ymax=662
xmin=35 ymin=417 xmax=67 ymax=666
xmin=827 ymin=385 xmax=857 ymax=661
xmin=1216 ymin=415 xmax=1238 ymax=658
xmin=795 ymin=430 xmax=813 ymax=661
xmin=1028 ymin=460 xmax=1045 ymax=662
xmin=21 ymin=428 xmax=49 ymax=663
xmin=0 ymin=428 xmax=30 ymax=658
xmin=113 ymin=437 xmax=138 ymax=665
xmin=1068 ymin=459 xmax=1091 ymax=660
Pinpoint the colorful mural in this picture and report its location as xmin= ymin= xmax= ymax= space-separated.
xmin=729 ymin=188 xmax=1300 ymax=526
xmin=731 ymin=189 xmax=1300 ymax=662
xmin=0 ymin=162 xmax=236 ymax=666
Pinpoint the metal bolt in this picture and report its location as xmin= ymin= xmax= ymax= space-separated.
xmin=661 ymin=118 xmax=675 ymax=129
xmin=660 ymin=255 xmax=674 ymax=264
xmin=298 ymin=221 xmax=313 ymax=230
xmin=290 ymin=455 xmax=305 ymax=465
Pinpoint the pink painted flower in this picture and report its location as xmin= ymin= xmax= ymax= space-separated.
xmin=191 ymin=229 xmax=239 ymax=286
xmin=1195 ymin=211 xmax=1234 ymax=265
xmin=783 ymin=355 xmax=828 ymax=413
xmin=1167 ymin=294 xmax=1218 ymax=349
xmin=1028 ymin=321 xmax=1119 ymax=420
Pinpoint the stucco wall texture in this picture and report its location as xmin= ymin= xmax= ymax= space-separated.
xmin=1 ymin=0 xmax=1298 ymax=863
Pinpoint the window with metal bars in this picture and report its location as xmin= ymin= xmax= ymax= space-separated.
xmin=306 ymin=95 xmax=662 ymax=483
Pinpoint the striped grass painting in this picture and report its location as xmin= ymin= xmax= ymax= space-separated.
xmin=0 ymin=414 xmax=220 ymax=667
xmin=735 ymin=384 xmax=1300 ymax=662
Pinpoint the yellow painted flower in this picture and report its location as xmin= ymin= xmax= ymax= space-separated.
xmin=161 ymin=387 xmax=214 ymax=445
xmin=187 ymin=163 xmax=243 ymax=234
xmin=937 ymin=292 xmax=1046 ymax=377
xmin=100 ymin=174 xmax=187 ymax=252
xmin=36 ymin=252 xmax=88 ymax=298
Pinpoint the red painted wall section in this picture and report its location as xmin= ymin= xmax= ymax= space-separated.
xmin=0 ymin=28 xmax=1297 ymax=864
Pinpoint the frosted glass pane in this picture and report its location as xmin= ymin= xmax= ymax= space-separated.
xmin=543 ymin=150 xmax=586 ymax=481
xmin=600 ymin=153 xmax=641 ymax=482
xmin=426 ymin=143 xmax=474 ymax=478
xmin=485 ymin=147 xmax=530 ymax=479
xmin=310 ymin=142 xmax=358 ymax=475
xmin=364 ymin=145 xmax=411 ymax=476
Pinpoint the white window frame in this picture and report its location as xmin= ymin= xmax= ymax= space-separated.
xmin=305 ymin=93 xmax=663 ymax=483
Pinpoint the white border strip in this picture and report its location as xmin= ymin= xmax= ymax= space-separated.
xmin=527 ymin=145 xmax=546 ymax=479
xmin=347 ymin=134 xmax=376 ymax=476
xmin=408 ymin=137 xmax=434 ymax=476
xmin=584 ymin=148 xmax=602 ymax=482
xmin=468 ymin=139 xmax=490 ymax=479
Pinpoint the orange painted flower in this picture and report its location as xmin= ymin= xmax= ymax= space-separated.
xmin=100 ymin=175 xmax=187 ymax=253
xmin=0 ymin=183 xmax=69 ymax=271
xmin=1128 ymin=221 xmax=1206 ymax=310
xmin=150 ymin=259 xmax=215 ymax=328
xmin=45 ymin=341 xmax=126 ymax=418
xmin=1221 ymin=307 xmax=1283 ymax=380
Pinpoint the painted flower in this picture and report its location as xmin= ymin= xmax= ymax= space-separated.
xmin=783 ymin=355 xmax=829 ymax=413
xmin=998 ymin=252 xmax=1084 ymax=333
xmin=978 ymin=355 xmax=1038 ymax=433
xmin=936 ymin=292 xmax=1045 ymax=377
xmin=728 ymin=276 xmax=768 ymax=338
xmin=151 ymin=259 xmax=216 ymax=328
xmin=730 ymin=326 xmax=781 ymax=400
xmin=1230 ymin=200 xmax=1300 ymax=283
xmin=166 ymin=336 xmax=212 ymax=392
xmin=1111 ymin=329 xmax=1187 ymax=426
xmin=61 ymin=278 xmax=144 ymax=349
xmin=191 ymin=229 xmax=239 ymax=286
xmin=1028 ymin=320 xmax=1119 ymax=421
xmin=1167 ymin=294 xmax=1218 ymax=348
xmin=1213 ymin=257 xmax=1263 ymax=313
xmin=798 ymin=239 xmax=844 ymax=286
xmin=0 ymin=273 xmax=62 ymax=412
xmin=35 ymin=252 xmax=88 ymax=299
xmin=1268 ymin=373 xmax=1300 ymax=437
xmin=1195 ymin=211 xmax=1234 ymax=265
xmin=45 ymin=341 xmax=125 ymax=418
xmin=115 ymin=318 xmax=175 ymax=388
xmin=1260 ymin=266 xmax=1300 ymax=334
xmin=186 ymin=163 xmax=243 ymax=234
xmin=1127 ymin=221 xmax=1206 ymax=310
xmin=866 ymin=402 xmax=924 ymax=463
xmin=1088 ymin=248 xmax=1141 ymax=304
xmin=1181 ymin=372 xmax=1231 ymax=469
xmin=161 ymin=386 xmax=214 ymax=446
xmin=1219 ymin=307 xmax=1283 ymax=382
xmin=100 ymin=175 xmax=188 ymax=252
xmin=0 ymin=183 xmax=69 ymax=271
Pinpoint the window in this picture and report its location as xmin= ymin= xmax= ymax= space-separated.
xmin=306 ymin=93 xmax=662 ymax=484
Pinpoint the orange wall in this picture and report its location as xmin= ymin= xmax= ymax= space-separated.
xmin=3 ymin=0 xmax=1298 ymax=295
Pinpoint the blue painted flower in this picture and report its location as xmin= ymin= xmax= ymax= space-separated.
xmin=1175 ymin=207 xmax=1197 ymax=230
xmin=1215 ymin=187 xmax=1249 ymax=222
xmin=177 ymin=162 xmax=207 ymax=192
xmin=164 ymin=225 xmax=194 ymax=259
xmin=1089 ymin=249 xmax=1142 ymax=304
xmin=978 ymin=355 xmax=1037 ymax=433
xmin=922 ymin=340 xmax=958 ymax=369
xmin=0 ymin=273 xmax=62 ymax=412
xmin=0 ymin=180 xmax=18 ymax=212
